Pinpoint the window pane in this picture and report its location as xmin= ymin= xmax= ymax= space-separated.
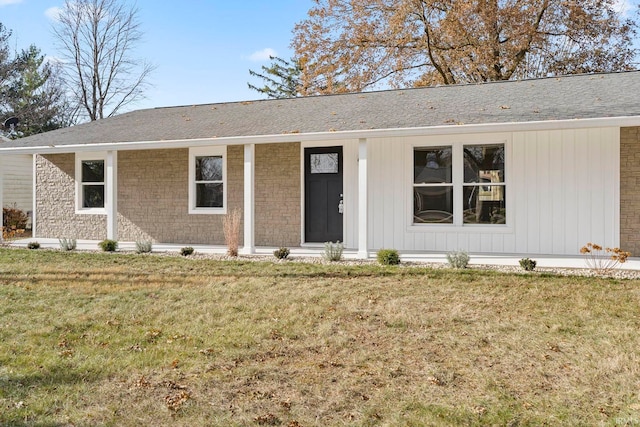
xmin=413 ymin=186 xmax=453 ymax=223
xmin=310 ymin=153 xmax=339 ymax=174
xmin=83 ymin=185 xmax=104 ymax=208
xmin=196 ymin=183 xmax=223 ymax=208
xmin=196 ymin=156 xmax=222 ymax=181
xmin=463 ymin=185 xmax=506 ymax=224
xmin=82 ymin=160 xmax=104 ymax=183
xmin=414 ymin=147 xmax=452 ymax=184
xmin=464 ymin=144 xmax=504 ymax=183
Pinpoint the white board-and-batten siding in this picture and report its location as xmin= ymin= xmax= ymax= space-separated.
xmin=1 ymin=154 xmax=33 ymax=214
xmin=364 ymin=127 xmax=619 ymax=256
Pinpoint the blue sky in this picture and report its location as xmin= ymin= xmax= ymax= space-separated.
xmin=0 ymin=0 xmax=313 ymax=110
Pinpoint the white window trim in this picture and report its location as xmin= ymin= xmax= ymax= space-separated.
xmin=189 ymin=146 xmax=227 ymax=214
xmin=75 ymin=151 xmax=107 ymax=215
xmin=408 ymin=137 xmax=513 ymax=233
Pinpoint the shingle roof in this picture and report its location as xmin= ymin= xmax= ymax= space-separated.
xmin=3 ymin=71 xmax=640 ymax=149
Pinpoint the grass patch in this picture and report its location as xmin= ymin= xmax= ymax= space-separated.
xmin=1 ymin=249 xmax=640 ymax=426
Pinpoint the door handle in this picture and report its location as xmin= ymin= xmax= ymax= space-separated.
xmin=338 ymin=194 xmax=344 ymax=214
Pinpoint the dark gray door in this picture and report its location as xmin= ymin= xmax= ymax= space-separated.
xmin=305 ymin=146 xmax=343 ymax=243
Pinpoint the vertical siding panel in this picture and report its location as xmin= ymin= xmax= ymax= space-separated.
xmin=589 ymin=129 xmax=606 ymax=245
xmin=509 ymin=133 xmax=526 ymax=253
xmin=537 ymin=131 xmax=553 ymax=254
xmin=550 ymin=131 xmax=565 ymax=254
xmin=562 ymin=130 xmax=578 ymax=253
xmin=525 ymin=132 xmax=540 ymax=253
xmin=575 ymin=129 xmax=592 ymax=250
xmin=393 ymin=137 xmax=405 ymax=250
xmin=372 ymin=140 xmax=384 ymax=250
xmin=605 ymin=128 xmax=620 ymax=247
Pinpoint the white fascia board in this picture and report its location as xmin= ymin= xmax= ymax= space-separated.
xmin=2 ymin=115 xmax=640 ymax=155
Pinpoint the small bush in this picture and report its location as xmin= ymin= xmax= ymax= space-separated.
xmin=181 ymin=246 xmax=194 ymax=256
xmin=377 ymin=249 xmax=400 ymax=265
xmin=324 ymin=241 xmax=343 ymax=262
xmin=59 ymin=238 xmax=77 ymax=251
xmin=3 ymin=205 xmax=28 ymax=230
xmin=580 ymin=242 xmax=630 ymax=274
xmin=135 ymin=241 xmax=153 ymax=254
xmin=98 ymin=239 xmax=118 ymax=252
xmin=273 ymin=247 xmax=290 ymax=260
xmin=27 ymin=241 xmax=40 ymax=250
xmin=519 ymin=258 xmax=537 ymax=271
xmin=446 ymin=250 xmax=469 ymax=269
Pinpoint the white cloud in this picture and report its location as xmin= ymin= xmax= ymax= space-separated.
xmin=45 ymin=6 xmax=63 ymax=21
xmin=247 ymin=48 xmax=277 ymax=62
xmin=0 ymin=0 xmax=23 ymax=6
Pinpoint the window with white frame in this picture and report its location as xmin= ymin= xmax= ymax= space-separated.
xmin=413 ymin=143 xmax=506 ymax=225
xmin=76 ymin=152 xmax=106 ymax=213
xmin=189 ymin=146 xmax=227 ymax=214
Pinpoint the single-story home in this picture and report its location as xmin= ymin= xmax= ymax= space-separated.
xmin=1 ymin=71 xmax=639 ymax=257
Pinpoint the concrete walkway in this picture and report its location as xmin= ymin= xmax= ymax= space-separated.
xmin=7 ymin=237 xmax=640 ymax=271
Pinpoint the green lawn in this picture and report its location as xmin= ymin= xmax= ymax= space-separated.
xmin=1 ymin=248 xmax=639 ymax=426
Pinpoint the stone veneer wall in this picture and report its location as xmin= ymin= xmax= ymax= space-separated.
xmin=36 ymin=143 xmax=301 ymax=246
xmin=255 ymin=143 xmax=301 ymax=247
xmin=118 ymin=147 xmax=244 ymax=244
xmin=620 ymin=127 xmax=640 ymax=256
xmin=36 ymin=154 xmax=107 ymax=240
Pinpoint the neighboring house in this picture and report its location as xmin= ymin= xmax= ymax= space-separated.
xmin=0 ymin=135 xmax=33 ymax=227
xmin=0 ymin=71 xmax=639 ymax=256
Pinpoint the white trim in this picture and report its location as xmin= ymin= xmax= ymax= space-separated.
xmin=3 ymin=116 xmax=640 ymax=155
xmin=75 ymin=151 xmax=107 ymax=215
xmin=32 ymin=154 xmax=37 ymax=237
xmin=188 ymin=146 xmax=227 ymax=214
xmin=357 ymin=138 xmax=369 ymax=258
xmin=241 ymin=144 xmax=255 ymax=254
xmin=106 ymin=151 xmax=118 ymax=240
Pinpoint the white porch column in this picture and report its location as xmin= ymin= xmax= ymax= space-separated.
xmin=106 ymin=150 xmax=118 ymax=240
xmin=241 ymin=143 xmax=255 ymax=254
xmin=357 ymin=138 xmax=369 ymax=259
xmin=31 ymin=154 xmax=37 ymax=237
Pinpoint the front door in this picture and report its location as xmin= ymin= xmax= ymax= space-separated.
xmin=305 ymin=146 xmax=343 ymax=243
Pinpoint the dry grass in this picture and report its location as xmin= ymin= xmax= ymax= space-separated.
xmin=1 ymin=248 xmax=640 ymax=426
xmin=223 ymin=208 xmax=242 ymax=257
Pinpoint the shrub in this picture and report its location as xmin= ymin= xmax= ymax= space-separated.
xmin=136 ymin=241 xmax=153 ymax=254
xmin=59 ymin=238 xmax=77 ymax=251
xmin=580 ymin=243 xmax=630 ymax=274
xmin=377 ymin=249 xmax=400 ymax=265
xmin=3 ymin=205 xmax=28 ymax=230
xmin=273 ymin=247 xmax=290 ymax=260
xmin=446 ymin=250 xmax=469 ymax=269
xmin=223 ymin=208 xmax=242 ymax=257
xmin=27 ymin=241 xmax=40 ymax=250
xmin=324 ymin=241 xmax=343 ymax=262
xmin=98 ymin=239 xmax=118 ymax=252
xmin=519 ymin=258 xmax=537 ymax=271
xmin=181 ymin=246 xmax=194 ymax=256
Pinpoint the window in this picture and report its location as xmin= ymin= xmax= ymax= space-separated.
xmin=413 ymin=146 xmax=453 ymax=223
xmin=76 ymin=152 xmax=107 ymax=213
xmin=413 ymin=143 xmax=506 ymax=226
xmin=189 ymin=146 xmax=226 ymax=214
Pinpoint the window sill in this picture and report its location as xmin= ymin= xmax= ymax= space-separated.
xmin=189 ymin=207 xmax=227 ymax=215
xmin=75 ymin=208 xmax=107 ymax=215
xmin=407 ymin=223 xmax=513 ymax=234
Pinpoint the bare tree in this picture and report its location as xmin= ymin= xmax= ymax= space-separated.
xmin=292 ymin=0 xmax=638 ymax=94
xmin=52 ymin=0 xmax=154 ymax=121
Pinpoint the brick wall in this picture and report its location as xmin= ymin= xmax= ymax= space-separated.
xmin=621 ymin=127 xmax=640 ymax=255
xmin=35 ymin=143 xmax=301 ymax=246
xmin=36 ymin=154 xmax=107 ymax=240
xmin=255 ymin=143 xmax=301 ymax=246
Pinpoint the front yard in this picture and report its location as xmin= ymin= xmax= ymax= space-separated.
xmin=1 ymin=249 xmax=639 ymax=426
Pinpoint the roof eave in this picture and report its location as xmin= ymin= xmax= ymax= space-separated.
xmin=1 ymin=115 xmax=639 ymax=155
